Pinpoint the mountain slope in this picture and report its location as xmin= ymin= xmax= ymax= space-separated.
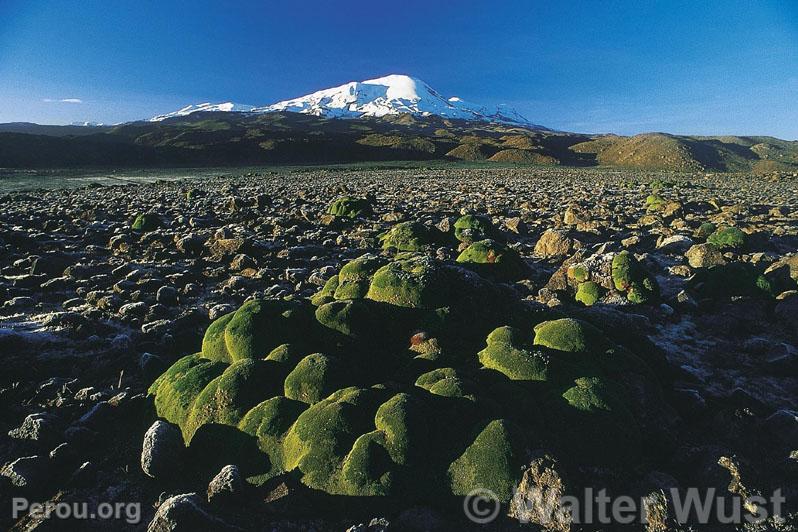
xmin=568 ymin=133 xmax=795 ymax=172
xmin=0 ymin=122 xmax=111 ymax=137
xmin=257 ymin=74 xmax=542 ymax=127
xmin=1 ymin=111 xmax=797 ymax=172
xmin=150 ymin=102 xmax=256 ymax=122
xmin=148 ymin=74 xmax=543 ymax=128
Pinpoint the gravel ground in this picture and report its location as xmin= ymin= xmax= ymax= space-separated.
xmin=1 ymin=166 xmax=797 ymax=530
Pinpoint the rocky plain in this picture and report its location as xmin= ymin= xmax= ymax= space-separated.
xmin=1 ymin=165 xmax=797 ymax=531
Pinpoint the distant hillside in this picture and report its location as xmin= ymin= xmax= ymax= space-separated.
xmin=0 ymin=122 xmax=111 ymax=137
xmin=0 ymin=113 xmax=796 ymax=172
xmin=570 ymin=133 xmax=798 ymax=173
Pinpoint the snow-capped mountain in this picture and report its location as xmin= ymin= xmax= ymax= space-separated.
xmin=70 ymin=121 xmax=104 ymax=127
xmin=148 ymin=75 xmax=542 ymax=127
xmin=150 ymin=102 xmax=256 ymax=122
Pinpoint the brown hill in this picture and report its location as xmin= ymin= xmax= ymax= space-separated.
xmin=446 ymin=142 xmax=494 ymax=161
xmin=1 ymin=112 xmax=796 ymax=172
xmin=570 ymin=133 xmax=798 ymax=173
xmin=488 ymin=149 xmax=558 ymax=165
xmin=571 ymin=133 xmax=706 ymax=171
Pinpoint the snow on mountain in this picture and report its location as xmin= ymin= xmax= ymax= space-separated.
xmin=149 ymin=102 xmax=256 ymax=122
xmin=148 ymin=75 xmax=542 ymax=127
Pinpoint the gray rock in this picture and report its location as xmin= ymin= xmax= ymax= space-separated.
xmin=119 ymin=301 xmax=148 ymax=317
xmin=504 ymin=216 xmax=526 ymax=234
xmin=4 ymin=296 xmax=34 ymax=309
xmin=657 ymin=234 xmax=693 ymax=253
xmin=8 ymin=413 xmax=60 ymax=443
xmin=209 ymin=304 xmax=236 ymax=320
xmin=76 ymin=401 xmax=112 ymax=428
xmin=69 ymin=461 xmax=96 ymax=487
xmin=156 ymin=286 xmax=178 ymax=306
xmin=765 ymin=410 xmax=798 ymax=450
xmin=75 ymin=387 xmax=97 ymax=401
xmin=140 ymin=352 xmax=167 ymax=380
xmin=534 ymin=229 xmax=573 ymax=258
xmin=0 ymin=455 xmax=48 ymax=488
xmin=142 ymin=319 xmax=172 ymax=335
xmin=207 ymin=464 xmax=245 ymax=505
xmin=347 ymin=517 xmax=390 ymax=532
xmin=685 ymin=243 xmax=725 ymax=268
xmin=509 ymin=454 xmax=570 ymax=531
xmin=64 ymin=425 xmax=97 ymax=446
xmin=148 ymin=493 xmax=236 ymax=532
xmin=229 ymin=254 xmax=256 ymax=271
xmin=176 ymin=235 xmax=203 ymax=255
xmin=142 ymin=420 xmax=184 ymax=479
xmin=774 ymin=295 xmax=798 ymax=334
xmin=49 ymin=442 xmax=77 ymax=464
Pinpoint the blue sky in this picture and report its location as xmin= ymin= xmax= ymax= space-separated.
xmin=1 ymin=0 xmax=797 ymax=138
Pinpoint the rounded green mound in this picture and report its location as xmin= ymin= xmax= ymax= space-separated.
xmin=312 ymin=254 xmax=523 ymax=347
xmin=367 ymin=255 xmax=453 ymax=309
xmin=456 ymin=239 xmax=525 ymax=281
xmin=567 ymin=264 xmax=589 ymax=283
xmin=611 ymin=251 xmax=660 ymax=304
xmin=575 ymin=281 xmax=602 ymax=306
xmin=696 ymin=222 xmax=717 ymax=240
xmin=131 ymin=213 xmax=160 ymax=231
xmin=379 ymin=221 xmax=447 ymax=251
xmin=706 ymin=226 xmax=746 ymax=250
xmin=688 ymin=262 xmax=773 ymax=298
xmin=533 ymin=318 xmax=606 ymax=353
xmin=478 ymin=326 xmax=554 ymax=381
xmin=200 ymin=299 xmax=319 ymax=363
xmin=551 ymin=252 xmax=659 ymax=307
xmin=645 ymin=194 xmax=666 ymax=211
xmin=333 ymin=254 xmax=385 ymax=300
xmin=327 ymin=196 xmax=373 ymax=219
xmin=447 ymin=419 xmax=523 ymax=501
xmin=149 ymin=255 xmax=669 ymax=502
xmin=454 ymin=214 xmax=497 ymax=243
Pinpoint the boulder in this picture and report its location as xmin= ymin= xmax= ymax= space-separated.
xmin=141 ymin=420 xmax=185 ymax=479
xmin=509 ymin=455 xmax=570 ymax=531
xmin=534 ymin=230 xmax=573 ymax=258
xmin=685 ymin=244 xmax=725 ymax=268
xmin=147 ymin=493 xmax=236 ymax=532
xmin=0 ymin=455 xmax=48 ymax=488
xmin=8 ymin=413 xmax=61 ymax=444
xmin=207 ymin=464 xmax=246 ymax=505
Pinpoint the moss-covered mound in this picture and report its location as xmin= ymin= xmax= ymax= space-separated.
xmin=546 ymin=252 xmax=659 ymax=306
xmin=706 ymin=226 xmax=747 ymax=250
xmin=645 ymin=194 xmax=666 ymax=211
xmin=149 ymin=254 xmax=669 ymax=504
xmin=327 ymin=197 xmax=373 ymax=219
xmin=574 ymin=281 xmax=603 ymax=306
xmin=455 ymin=239 xmax=525 ymax=281
xmin=454 ymin=214 xmax=498 ymax=243
xmin=688 ymin=262 xmax=773 ymax=298
xmin=132 ymin=213 xmax=160 ymax=232
xmin=696 ymin=222 xmax=717 ymax=240
xmin=611 ymin=251 xmax=660 ymax=304
xmin=378 ymin=221 xmax=448 ymax=251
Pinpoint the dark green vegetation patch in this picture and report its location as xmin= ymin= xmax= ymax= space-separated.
xmin=131 ymin=213 xmax=160 ymax=232
xmin=327 ymin=196 xmax=373 ymax=219
xmin=149 ymin=251 xmax=671 ymax=503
